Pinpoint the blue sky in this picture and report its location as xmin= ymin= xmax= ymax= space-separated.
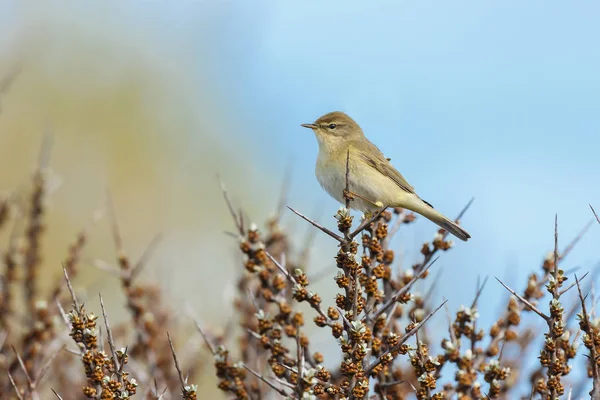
xmin=198 ymin=1 xmax=600 ymax=317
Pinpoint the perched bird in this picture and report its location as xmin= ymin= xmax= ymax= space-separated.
xmin=301 ymin=111 xmax=471 ymax=241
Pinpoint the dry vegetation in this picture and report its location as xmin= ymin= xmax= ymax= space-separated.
xmin=1 ymin=140 xmax=599 ymax=400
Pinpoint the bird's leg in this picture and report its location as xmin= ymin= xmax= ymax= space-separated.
xmin=363 ymin=202 xmax=386 ymax=220
xmin=343 ymin=188 xmax=355 ymax=203
xmin=343 ymin=190 xmax=385 ymax=211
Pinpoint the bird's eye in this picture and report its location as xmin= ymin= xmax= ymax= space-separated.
xmin=328 ymin=124 xmax=337 ymax=129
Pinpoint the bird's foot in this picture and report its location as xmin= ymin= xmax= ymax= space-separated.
xmin=363 ymin=202 xmax=386 ymax=220
xmin=343 ymin=189 xmax=354 ymax=202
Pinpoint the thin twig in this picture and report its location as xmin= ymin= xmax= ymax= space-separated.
xmin=470 ymin=276 xmax=489 ymax=309
xmin=62 ymin=266 xmax=79 ymax=311
xmin=242 ymin=364 xmax=290 ymax=397
xmin=546 ymin=214 xmax=561 ymax=400
xmin=377 ymin=380 xmax=404 ymax=389
xmin=266 ymin=251 xmax=332 ymax=324
xmin=99 ymin=294 xmax=121 ymax=379
xmin=350 ymin=206 xmax=388 ymax=239
xmin=495 ymin=278 xmax=550 ymax=321
xmin=372 ymin=257 xmax=438 ymax=321
xmin=366 ymin=300 xmax=447 ymax=374
xmin=591 ymin=205 xmax=600 ymax=224
xmin=345 ymin=149 xmax=351 ymax=209
xmin=167 ymin=331 xmax=196 ymax=398
xmin=575 ymin=274 xmax=600 ymax=399
xmin=130 ymin=232 xmax=163 ymax=281
xmin=295 ymin=330 xmax=305 ymax=398
xmin=266 ymin=251 xmax=295 ymax=284
xmin=444 ymin=299 xmax=457 ymax=343
xmin=287 ymin=206 xmax=343 ymax=242
xmin=561 ymin=220 xmax=594 ymax=261
xmin=34 ymin=344 xmax=65 ymax=386
xmin=414 ymin=328 xmax=430 ymax=398
xmin=7 ymin=370 xmax=24 ymax=400
xmin=11 ymin=345 xmax=33 ymax=389
xmin=193 ymin=319 xmax=216 ymax=355
xmin=455 ymin=197 xmax=475 ymax=222
xmin=51 ymin=388 xmax=65 ymax=400
xmin=218 ymin=175 xmax=244 ymax=235
xmin=559 ymin=271 xmax=589 ymax=297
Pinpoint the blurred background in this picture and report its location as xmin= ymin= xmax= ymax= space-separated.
xmin=0 ymin=0 xmax=598 ymax=396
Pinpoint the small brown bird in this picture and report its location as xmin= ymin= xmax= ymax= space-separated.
xmin=302 ymin=111 xmax=470 ymax=241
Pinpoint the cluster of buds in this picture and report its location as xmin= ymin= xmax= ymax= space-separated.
xmin=421 ymin=230 xmax=455 ymax=258
xmin=579 ymin=309 xmax=600 ymax=378
xmin=214 ymin=346 xmax=249 ymax=399
xmin=575 ymin=273 xmax=600 ymax=400
xmin=439 ymin=303 xmax=492 ymax=398
xmin=482 ymin=360 xmax=511 ymax=397
xmin=68 ymin=305 xmax=138 ymax=399
xmin=227 ymin=219 xmax=340 ymax=399
xmin=211 ymin=193 xmax=599 ymax=399
xmin=410 ymin=341 xmax=442 ymax=399
xmin=538 ymin=267 xmax=569 ymax=399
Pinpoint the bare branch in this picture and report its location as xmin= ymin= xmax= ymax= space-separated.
xmin=167 ymin=331 xmax=191 ymax=396
xmin=51 ymin=388 xmax=64 ymax=400
xmin=553 ymin=214 xmax=559 ymax=295
xmin=373 ymin=257 xmax=438 ymax=321
xmin=470 ymin=276 xmax=489 ymax=309
xmin=34 ymin=344 xmax=65 ymax=386
xmin=193 ymin=319 xmax=216 ymax=355
xmin=455 ymin=197 xmax=475 ymax=222
xmin=591 ymin=204 xmax=600 ymax=225
xmin=11 ymin=345 xmax=33 ymax=388
xmin=366 ymin=300 xmax=447 ymax=374
xmin=62 ymin=266 xmax=79 ymax=311
xmin=266 ymin=251 xmax=295 ymax=284
xmin=350 ymin=207 xmax=388 ymax=239
xmin=7 ymin=370 xmax=24 ymax=400
xmin=377 ymin=380 xmax=404 ymax=389
xmin=345 ymin=149 xmax=351 ymax=209
xmin=575 ymin=274 xmax=600 ymax=399
xmin=218 ymin=175 xmax=244 ymax=235
xmin=242 ymin=364 xmax=290 ymax=397
xmin=287 ymin=206 xmax=343 ymax=243
xmin=495 ymin=278 xmax=550 ymax=321
xmin=559 ymin=271 xmax=589 ymax=297
xmin=561 ymin=219 xmax=593 ymax=261
xmin=130 ymin=232 xmax=163 ymax=281
xmin=295 ymin=330 xmax=305 ymax=398
xmin=99 ymin=293 xmax=121 ymax=379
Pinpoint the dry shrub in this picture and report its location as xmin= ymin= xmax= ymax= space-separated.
xmin=0 ymin=142 xmax=599 ymax=400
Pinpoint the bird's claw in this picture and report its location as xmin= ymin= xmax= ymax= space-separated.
xmin=343 ymin=189 xmax=354 ymax=202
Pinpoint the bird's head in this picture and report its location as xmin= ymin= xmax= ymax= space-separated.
xmin=301 ymin=111 xmax=364 ymax=148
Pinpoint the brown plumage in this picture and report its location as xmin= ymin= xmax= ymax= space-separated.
xmin=302 ymin=111 xmax=471 ymax=241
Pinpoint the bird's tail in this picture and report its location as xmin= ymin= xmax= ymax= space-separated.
xmin=402 ymin=196 xmax=471 ymax=242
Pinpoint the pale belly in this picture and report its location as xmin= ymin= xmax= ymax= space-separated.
xmin=316 ymin=152 xmax=409 ymax=212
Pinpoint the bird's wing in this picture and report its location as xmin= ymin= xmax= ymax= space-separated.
xmin=351 ymin=141 xmax=416 ymax=195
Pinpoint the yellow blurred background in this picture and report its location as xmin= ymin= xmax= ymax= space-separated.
xmin=0 ymin=4 xmax=290 ymax=396
xmin=0 ymin=0 xmax=278 ymax=361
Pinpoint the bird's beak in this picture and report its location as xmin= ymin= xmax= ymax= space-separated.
xmin=301 ymin=123 xmax=317 ymax=129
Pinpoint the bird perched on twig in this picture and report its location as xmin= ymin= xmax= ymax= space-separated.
xmin=302 ymin=111 xmax=471 ymax=242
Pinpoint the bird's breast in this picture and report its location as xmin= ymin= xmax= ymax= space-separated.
xmin=315 ymin=150 xmax=347 ymax=204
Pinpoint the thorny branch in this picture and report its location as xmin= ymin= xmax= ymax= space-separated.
xmin=2 ymin=138 xmax=600 ymax=399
